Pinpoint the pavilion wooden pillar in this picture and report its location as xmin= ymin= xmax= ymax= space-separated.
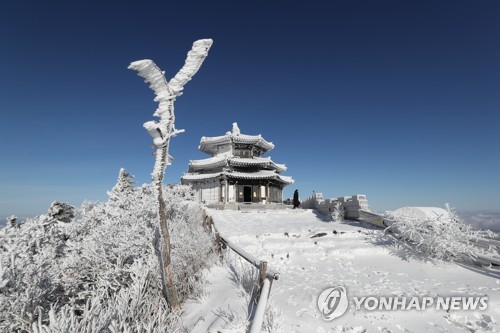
xmin=222 ymin=176 xmax=228 ymax=203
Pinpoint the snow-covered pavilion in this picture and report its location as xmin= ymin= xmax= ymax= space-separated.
xmin=181 ymin=123 xmax=294 ymax=205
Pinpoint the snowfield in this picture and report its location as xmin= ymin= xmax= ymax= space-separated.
xmin=207 ymin=208 xmax=500 ymax=332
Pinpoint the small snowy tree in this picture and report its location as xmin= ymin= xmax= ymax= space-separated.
xmin=6 ymin=215 xmax=17 ymax=228
xmin=107 ymin=168 xmax=136 ymax=213
xmin=331 ymin=201 xmax=345 ymax=222
xmin=47 ymin=201 xmax=75 ymax=223
xmin=108 ymin=168 xmax=135 ymax=198
xmin=128 ymin=39 xmax=213 ymax=309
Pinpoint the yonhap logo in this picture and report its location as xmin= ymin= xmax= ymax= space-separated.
xmin=317 ymin=286 xmax=349 ymax=321
xmin=317 ymin=286 xmax=488 ymax=322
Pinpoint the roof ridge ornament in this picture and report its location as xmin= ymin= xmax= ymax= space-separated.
xmin=232 ymin=122 xmax=241 ymax=136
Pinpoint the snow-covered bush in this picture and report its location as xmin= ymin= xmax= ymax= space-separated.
xmin=0 ymin=177 xmax=215 ymax=332
xmin=107 ymin=168 xmax=135 ymax=208
xmin=330 ymin=201 xmax=345 ymax=222
xmin=6 ymin=215 xmax=17 ymax=228
xmin=47 ymin=201 xmax=75 ymax=222
xmin=383 ymin=204 xmax=496 ymax=262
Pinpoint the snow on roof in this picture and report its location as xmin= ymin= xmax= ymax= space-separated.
xmin=189 ymin=156 xmax=227 ymax=169
xmin=228 ymin=170 xmax=293 ymax=183
xmin=198 ymin=123 xmax=274 ymax=154
xmin=181 ymin=171 xmax=223 ymax=181
xmin=228 ymin=157 xmax=286 ymax=172
xmin=181 ymin=169 xmax=294 ymax=184
xmin=188 ymin=156 xmax=287 ymax=172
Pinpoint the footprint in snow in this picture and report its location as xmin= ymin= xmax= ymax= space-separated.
xmin=295 ymin=308 xmax=308 ymax=317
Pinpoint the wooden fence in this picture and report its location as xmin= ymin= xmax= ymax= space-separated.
xmin=203 ymin=212 xmax=279 ymax=333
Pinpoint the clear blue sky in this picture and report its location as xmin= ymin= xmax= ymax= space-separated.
xmin=0 ymin=0 xmax=499 ymax=217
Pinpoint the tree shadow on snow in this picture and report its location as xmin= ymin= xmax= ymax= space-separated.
xmin=223 ymin=251 xmax=261 ymax=323
xmin=455 ymin=262 xmax=500 ymax=279
xmin=311 ymin=209 xmax=333 ymax=223
xmin=342 ymin=219 xmax=382 ymax=230
xmin=368 ymin=233 xmax=439 ymax=265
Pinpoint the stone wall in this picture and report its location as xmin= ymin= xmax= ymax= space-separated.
xmin=194 ymin=181 xmax=220 ymax=204
xmin=301 ymin=193 xmax=370 ymax=220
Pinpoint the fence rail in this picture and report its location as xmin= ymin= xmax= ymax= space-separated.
xmin=203 ymin=211 xmax=278 ymax=333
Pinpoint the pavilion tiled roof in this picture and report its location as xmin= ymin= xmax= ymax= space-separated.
xmin=189 ymin=156 xmax=287 ymax=172
xmin=181 ymin=169 xmax=294 ymax=184
xmin=228 ymin=157 xmax=286 ymax=172
xmin=189 ymin=156 xmax=227 ymax=169
xmin=198 ymin=130 xmax=274 ymax=155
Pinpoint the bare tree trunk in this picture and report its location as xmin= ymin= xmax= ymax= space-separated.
xmin=153 ymin=134 xmax=180 ymax=310
xmin=158 ymin=183 xmax=180 ymax=309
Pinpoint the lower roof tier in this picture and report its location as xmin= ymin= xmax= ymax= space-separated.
xmin=189 ymin=156 xmax=287 ymax=172
xmin=181 ymin=170 xmax=294 ymax=185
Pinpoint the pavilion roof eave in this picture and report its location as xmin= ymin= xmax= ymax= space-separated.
xmin=227 ymin=157 xmax=287 ymax=172
xmin=188 ymin=156 xmax=287 ymax=172
xmin=181 ymin=170 xmax=294 ymax=185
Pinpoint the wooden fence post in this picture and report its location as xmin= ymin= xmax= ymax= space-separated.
xmin=215 ymin=232 xmax=222 ymax=256
xmin=258 ymin=261 xmax=268 ymax=288
xmin=202 ymin=210 xmax=208 ymax=228
xmin=208 ymin=216 xmax=214 ymax=230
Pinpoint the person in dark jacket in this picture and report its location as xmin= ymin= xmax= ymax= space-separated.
xmin=293 ymin=189 xmax=300 ymax=209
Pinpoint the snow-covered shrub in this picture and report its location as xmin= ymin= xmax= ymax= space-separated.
xmin=331 ymin=201 xmax=345 ymax=222
xmin=263 ymin=301 xmax=285 ymax=333
xmin=107 ymin=168 xmax=136 ymax=210
xmin=383 ymin=204 xmax=495 ymax=262
xmin=0 ymin=179 xmax=215 ymax=332
xmin=47 ymin=201 xmax=75 ymax=222
xmin=6 ymin=215 xmax=17 ymax=228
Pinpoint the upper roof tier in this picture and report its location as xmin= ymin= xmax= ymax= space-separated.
xmin=199 ymin=123 xmax=275 ymax=155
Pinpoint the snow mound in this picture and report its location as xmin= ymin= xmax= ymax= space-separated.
xmin=391 ymin=206 xmax=451 ymax=221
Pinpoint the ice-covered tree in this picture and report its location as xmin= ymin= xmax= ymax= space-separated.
xmin=128 ymin=39 xmax=213 ymax=309
xmin=108 ymin=168 xmax=135 ymax=198
xmin=383 ymin=204 xmax=496 ymax=262
xmin=6 ymin=215 xmax=17 ymax=228
xmin=0 ymin=184 xmax=214 ymax=332
xmin=47 ymin=201 xmax=75 ymax=223
xmin=107 ymin=168 xmax=136 ymax=213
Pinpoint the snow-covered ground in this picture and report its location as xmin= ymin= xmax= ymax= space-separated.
xmin=207 ymin=208 xmax=500 ymax=332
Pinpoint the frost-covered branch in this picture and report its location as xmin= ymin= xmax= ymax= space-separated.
xmin=168 ymin=39 xmax=213 ymax=95
xmin=331 ymin=201 xmax=345 ymax=222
